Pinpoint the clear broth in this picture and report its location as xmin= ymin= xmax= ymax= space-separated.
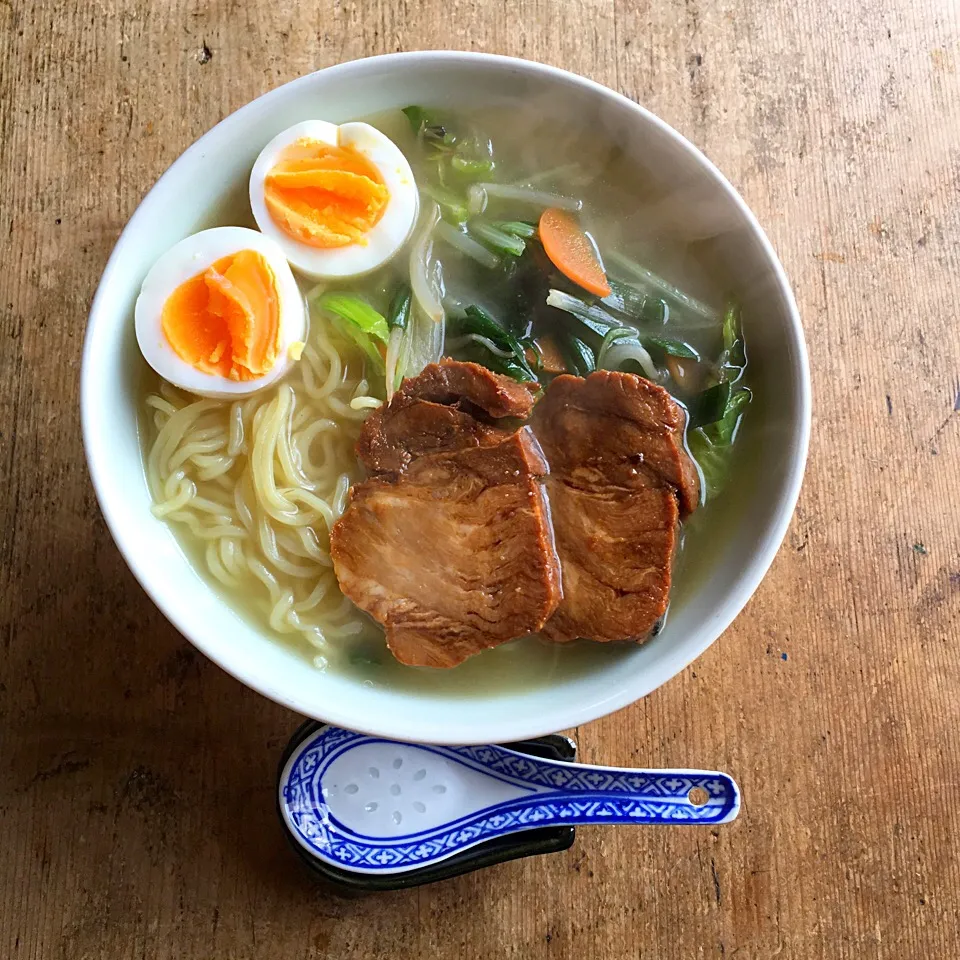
xmin=137 ymin=101 xmax=753 ymax=696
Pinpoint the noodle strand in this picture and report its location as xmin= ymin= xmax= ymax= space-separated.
xmin=143 ymin=319 xmax=378 ymax=656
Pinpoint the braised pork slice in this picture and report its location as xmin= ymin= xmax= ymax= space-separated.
xmin=391 ymin=357 xmax=538 ymax=419
xmin=357 ymin=359 xmax=537 ymax=476
xmin=356 ymin=399 xmax=511 ymax=476
xmin=331 ymin=361 xmax=560 ymax=668
xmin=532 ymin=371 xmax=699 ymax=643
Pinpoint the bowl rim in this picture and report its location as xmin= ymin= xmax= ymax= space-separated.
xmin=81 ymin=50 xmax=811 ymax=743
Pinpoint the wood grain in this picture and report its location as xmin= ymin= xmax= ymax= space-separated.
xmin=2 ymin=0 xmax=959 ymax=957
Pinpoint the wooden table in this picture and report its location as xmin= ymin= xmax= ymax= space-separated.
xmin=2 ymin=1 xmax=959 ymax=957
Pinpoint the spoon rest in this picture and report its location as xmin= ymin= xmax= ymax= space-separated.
xmin=279 ymin=724 xmax=740 ymax=877
xmin=277 ymin=722 xmax=578 ymax=892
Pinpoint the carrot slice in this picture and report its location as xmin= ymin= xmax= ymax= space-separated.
xmin=535 ymin=333 xmax=567 ymax=374
xmin=539 ymin=208 xmax=611 ymax=298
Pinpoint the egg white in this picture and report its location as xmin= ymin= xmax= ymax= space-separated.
xmin=248 ymin=120 xmax=419 ymax=280
xmin=134 ymin=226 xmax=307 ymax=398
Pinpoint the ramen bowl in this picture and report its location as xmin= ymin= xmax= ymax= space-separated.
xmin=81 ymin=52 xmax=810 ymax=744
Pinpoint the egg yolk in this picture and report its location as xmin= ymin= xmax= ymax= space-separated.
xmin=263 ymin=138 xmax=389 ymax=249
xmin=161 ymin=250 xmax=280 ymax=382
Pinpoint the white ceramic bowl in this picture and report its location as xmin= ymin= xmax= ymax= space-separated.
xmin=82 ymin=52 xmax=810 ymax=745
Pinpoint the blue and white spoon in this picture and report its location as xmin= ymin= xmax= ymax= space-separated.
xmin=280 ymin=725 xmax=740 ymax=875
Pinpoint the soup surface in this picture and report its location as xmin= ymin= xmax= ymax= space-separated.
xmin=139 ymin=102 xmax=752 ymax=692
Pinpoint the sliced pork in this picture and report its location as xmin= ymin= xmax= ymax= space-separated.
xmin=330 ymin=361 xmax=560 ymax=668
xmin=357 ymin=359 xmax=537 ymax=476
xmin=532 ymin=371 xmax=699 ymax=643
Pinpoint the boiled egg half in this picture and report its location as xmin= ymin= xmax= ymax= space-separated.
xmin=249 ymin=120 xmax=418 ymax=280
xmin=135 ymin=227 xmax=306 ymax=398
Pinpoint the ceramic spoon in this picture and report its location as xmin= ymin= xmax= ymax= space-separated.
xmin=279 ymin=725 xmax=740 ymax=875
